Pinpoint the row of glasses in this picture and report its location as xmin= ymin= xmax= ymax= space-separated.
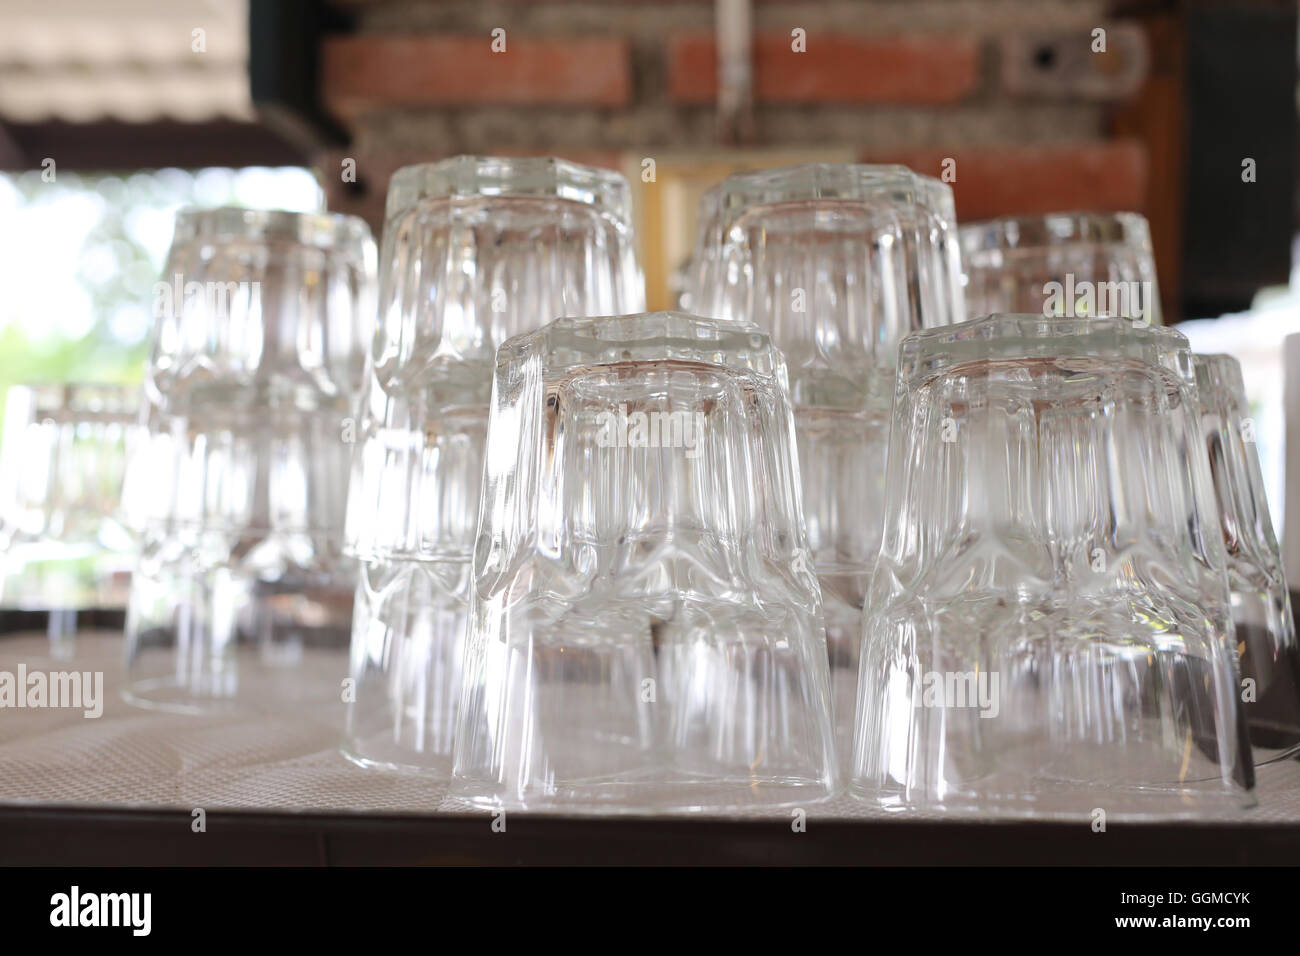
xmin=961 ymin=209 xmax=1300 ymax=772
xmin=675 ymin=178 xmax=1286 ymax=813
xmin=122 ymin=208 xmax=376 ymax=711
xmin=342 ymin=157 xmax=645 ymax=772
xmin=449 ymin=309 xmax=1264 ymax=816
xmin=88 ymin=155 xmax=1294 ymax=816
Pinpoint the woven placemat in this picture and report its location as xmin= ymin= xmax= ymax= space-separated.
xmin=2 ymin=631 xmax=1297 ymax=823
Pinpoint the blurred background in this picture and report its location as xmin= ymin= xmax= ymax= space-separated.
xmin=0 ymin=0 xmax=1297 ymax=526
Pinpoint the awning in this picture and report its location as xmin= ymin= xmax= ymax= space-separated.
xmin=0 ymin=0 xmax=252 ymax=123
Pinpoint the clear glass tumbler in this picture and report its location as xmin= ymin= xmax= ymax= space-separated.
xmin=343 ymin=378 xmax=486 ymax=771
xmin=451 ymin=311 xmax=838 ymax=812
xmin=960 ymin=212 xmax=1161 ymax=325
xmin=372 ymin=156 xmax=644 ymax=404
xmin=688 ymin=163 xmax=965 ymax=758
xmin=343 ymin=157 xmax=644 ymax=773
xmin=852 ymin=315 xmax=1254 ymax=817
xmin=123 ymin=207 xmax=377 ymax=712
xmin=0 ymin=384 xmax=139 ymax=657
xmin=1194 ymin=354 xmax=1300 ymax=765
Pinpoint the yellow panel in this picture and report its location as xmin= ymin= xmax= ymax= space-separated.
xmin=620 ymin=149 xmax=857 ymax=312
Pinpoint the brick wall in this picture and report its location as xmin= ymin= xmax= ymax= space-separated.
xmin=318 ymin=0 xmax=1160 ymax=306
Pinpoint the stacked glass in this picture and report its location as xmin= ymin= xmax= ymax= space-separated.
xmin=451 ymin=311 xmax=839 ymax=812
xmin=343 ymin=157 xmax=645 ymax=773
xmin=687 ymin=164 xmax=965 ymax=755
xmin=852 ymin=316 xmax=1254 ymax=816
xmin=960 ymin=212 xmax=1161 ymax=324
xmin=122 ymin=208 xmax=377 ymax=712
xmin=0 ymin=383 xmax=139 ymax=657
xmin=960 ymin=211 xmax=1300 ymax=772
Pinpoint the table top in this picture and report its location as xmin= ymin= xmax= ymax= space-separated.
xmin=2 ymin=630 xmax=1298 ymax=865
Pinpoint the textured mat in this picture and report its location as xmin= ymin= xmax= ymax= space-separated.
xmin=1 ymin=631 xmax=1297 ymax=823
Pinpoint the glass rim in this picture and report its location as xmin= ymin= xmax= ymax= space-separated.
xmin=958 ymin=211 xmax=1152 ymax=255
xmin=170 ymin=206 xmax=375 ymax=252
xmin=714 ymin=163 xmax=955 ymax=231
xmin=385 ymin=155 xmax=634 ymax=225
xmin=503 ymin=310 xmax=781 ymax=378
xmin=898 ymin=313 xmax=1192 ymax=385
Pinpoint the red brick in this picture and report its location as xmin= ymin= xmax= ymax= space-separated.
xmin=861 ymin=140 xmax=1149 ymax=220
xmin=322 ymin=36 xmax=632 ymax=115
xmin=668 ymin=33 xmax=981 ymax=105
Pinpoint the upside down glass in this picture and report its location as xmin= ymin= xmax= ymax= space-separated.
xmin=852 ymin=315 xmax=1253 ymax=816
xmin=960 ymin=212 xmax=1161 ymax=324
xmin=344 ymin=378 xmax=485 ymax=769
xmin=123 ymin=207 xmax=376 ymax=712
xmin=451 ymin=311 xmax=838 ymax=812
xmin=1194 ymin=354 xmax=1300 ymax=764
xmin=0 ymin=384 xmax=138 ymax=657
xmin=688 ymin=163 xmax=965 ymax=758
xmin=343 ymin=157 xmax=644 ymax=772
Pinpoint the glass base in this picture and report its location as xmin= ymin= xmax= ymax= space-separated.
xmin=851 ymin=785 xmax=1256 ymax=821
xmin=1250 ymin=728 xmax=1300 ymax=767
xmin=343 ymin=557 xmax=469 ymax=779
xmin=124 ymin=627 xmax=350 ymax=715
xmin=340 ymin=737 xmax=454 ymax=777
xmin=451 ymin=772 xmax=839 ymax=816
xmin=851 ymin=770 xmax=1256 ymax=821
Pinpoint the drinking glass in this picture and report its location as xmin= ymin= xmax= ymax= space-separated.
xmin=960 ymin=212 xmax=1161 ymax=324
xmin=1195 ymin=354 xmax=1300 ymax=765
xmin=123 ymin=207 xmax=377 ymax=712
xmin=0 ymin=384 xmax=138 ymax=657
xmin=450 ymin=311 xmax=839 ymax=812
xmin=343 ymin=379 xmax=485 ymax=770
xmin=688 ymin=163 xmax=965 ymax=757
xmin=372 ymin=156 xmax=643 ymax=404
xmin=343 ymin=157 xmax=644 ymax=772
xmin=851 ymin=315 xmax=1254 ymax=816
